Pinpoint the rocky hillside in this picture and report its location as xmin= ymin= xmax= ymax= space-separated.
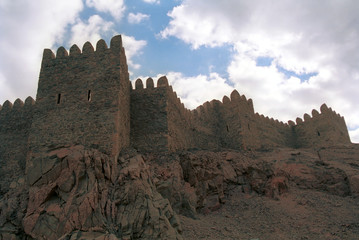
xmin=1 ymin=144 xmax=359 ymax=239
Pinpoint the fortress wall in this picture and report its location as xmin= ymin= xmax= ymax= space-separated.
xmin=0 ymin=97 xmax=35 ymax=193
xmin=188 ymin=90 xmax=260 ymax=151
xmin=216 ymin=90 xmax=294 ymax=150
xmin=293 ymin=104 xmax=351 ymax=148
xmin=131 ymin=77 xmax=195 ymax=152
xmin=27 ymin=36 xmax=131 ymax=185
xmin=188 ymin=89 xmax=286 ymax=151
xmin=219 ymin=90 xmax=259 ymax=150
xmin=190 ymin=100 xmax=223 ymax=150
xmin=130 ymin=78 xmax=169 ymax=152
xmin=165 ymin=78 xmax=195 ymax=151
xmin=250 ymin=113 xmax=294 ymax=149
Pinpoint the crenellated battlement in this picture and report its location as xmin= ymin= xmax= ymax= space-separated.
xmin=289 ymin=103 xmax=343 ymax=126
xmin=133 ymin=76 xmax=171 ymax=90
xmin=25 ymin=35 xmax=132 ymax=185
xmin=41 ymin=36 xmax=124 ymax=63
xmin=0 ymin=100 xmax=12 ymax=112
xmin=0 ymin=97 xmax=35 ymax=191
xmin=0 ymin=97 xmax=35 ymax=115
xmin=254 ymin=112 xmax=289 ymax=128
xmin=288 ymin=104 xmax=350 ymax=148
xmin=130 ymin=75 xmax=195 ymax=151
xmin=0 ymin=35 xmax=352 ymax=180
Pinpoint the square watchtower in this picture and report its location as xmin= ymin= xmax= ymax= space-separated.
xmin=27 ymin=36 xmax=131 ymax=185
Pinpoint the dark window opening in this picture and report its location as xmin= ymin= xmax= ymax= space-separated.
xmin=226 ymin=125 xmax=229 ymax=132
xmin=57 ymin=93 xmax=61 ymax=104
xmin=88 ymin=90 xmax=92 ymax=101
xmin=248 ymin=124 xmax=250 ymax=130
xmin=317 ymin=131 xmax=320 ymax=136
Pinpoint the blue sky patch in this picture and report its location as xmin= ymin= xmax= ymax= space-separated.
xmin=256 ymin=56 xmax=274 ymax=67
xmin=277 ymin=66 xmax=318 ymax=82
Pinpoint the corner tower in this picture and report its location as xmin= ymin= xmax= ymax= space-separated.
xmin=27 ymin=36 xmax=131 ymax=184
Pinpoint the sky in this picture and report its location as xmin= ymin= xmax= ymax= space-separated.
xmin=0 ymin=0 xmax=359 ymax=143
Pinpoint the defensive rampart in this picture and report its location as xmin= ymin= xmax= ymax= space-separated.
xmin=189 ymin=90 xmax=294 ymax=150
xmin=0 ymin=97 xmax=34 ymax=193
xmin=130 ymin=76 xmax=194 ymax=152
xmin=291 ymin=104 xmax=351 ymax=148
xmin=0 ymin=35 xmax=353 ymax=185
xmin=26 ymin=36 xmax=131 ymax=185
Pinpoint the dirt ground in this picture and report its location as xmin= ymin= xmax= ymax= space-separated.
xmin=180 ymin=186 xmax=359 ymax=240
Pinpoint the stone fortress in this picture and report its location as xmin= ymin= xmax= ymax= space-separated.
xmin=0 ymin=35 xmax=352 ymax=186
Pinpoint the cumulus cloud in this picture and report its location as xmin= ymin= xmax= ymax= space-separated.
xmin=0 ymin=72 xmax=15 ymax=103
xmin=85 ymin=0 xmax=125 ymax=21
xmin=349 ymin=128 xmax=359 ymax=144
xmin=122 ymin=35 xmax=147 ymax=70
xmin=0 ymin=0 xmax=83 ymax=104
xmin=161 ymin=0 xmax=359 ymax=142
xmin=69 ymin=19 xmax=147 ymax=72
xmin=69 ymin=15 xmax=115 ymax=47
xmin=167 ymin=72 xmax=234 ymax=109
xmin=133 ymin=72 xmax=234 ymax=109
xmin=128 ymin=12 xmax=150 ymax=24
xmin=0 ymin=0 xmax=147 ymax=105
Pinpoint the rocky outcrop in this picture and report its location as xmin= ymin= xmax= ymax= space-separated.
xmin=23 ymin=146 xmax=181 ymax=240
xmin=1 ymin=144 xmax=359 ymax=239
xmin=0 ymin=184 xmax=28 ymax=239
xmin=145 ymin=145 xmax=359 ymax=217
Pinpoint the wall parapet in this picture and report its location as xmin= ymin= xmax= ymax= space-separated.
xmin=41 ymin=35 xmax=124 ymax=64
xmin=1 ymin=33 xmax=353 ymax=166
xmin=0 ymin=97 xmax=35 ymax=116
xmin=132 ymin=76 xmax=170 ymax=90
xmin=291 ymin=103 xmax=345 ymax=127
xmin=290 ymin=103 xmax=351 ymax=147
xmin=0 ymin=96 xmax=35 ymax=192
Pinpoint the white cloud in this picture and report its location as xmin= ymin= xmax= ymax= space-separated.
xmin=143 ymin=0 xmax=160 ymax=4
xmin=0 ymin=0 xmax=146 ymax=104
xmin=69 ymin=18 xmax=147 ymax=72
xmin=69 ymin=15 xmax=114 ymax=47
xmin=167 ymin=72 xmax=234 ymax=109
xmin=0 ymin=0 xmax=83 ymax=104
xmin=0 ymin=72 xmax=15 ymax=103
xmin=161 ymin=0 xmax=359 ymax=136
xmin=349 ymin=128 xmax=359 ymax=144
xmin=227 ymin=46 xmax=323 ymax=121
xmin=128 ymin=12 xmax=150 ymax=24
xmin=134 ymin=72 xmax=234 ymax=109
xmin=121 ymin=35 xmax=147 ymax=70
xmin=85 ymin=0 xmax=125 ymax=20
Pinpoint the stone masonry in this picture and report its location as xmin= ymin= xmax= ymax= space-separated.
xmin=0 ymin=35 xmax=352 ymax=187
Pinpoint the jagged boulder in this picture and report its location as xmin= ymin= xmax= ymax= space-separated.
xmin=23 ymin=146 xmax=182 ymax=240
xmin=1 ymin=145 xmax=359 ymax=239
xmin=0 ymin=184 xmax=28 ymax=239
xmin=146 ymin=154 xmax=198 ymax=218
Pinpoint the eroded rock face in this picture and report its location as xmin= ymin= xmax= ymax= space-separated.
xmin=1 ymin=144 xmax=359 ymax=239
xmin=23 ymin=146 xmax=181 ymax=240
xmin=146 ymin=147 xmax=358 ymax=216
xmin=0 ymin=184 xmax=28 ymax=239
